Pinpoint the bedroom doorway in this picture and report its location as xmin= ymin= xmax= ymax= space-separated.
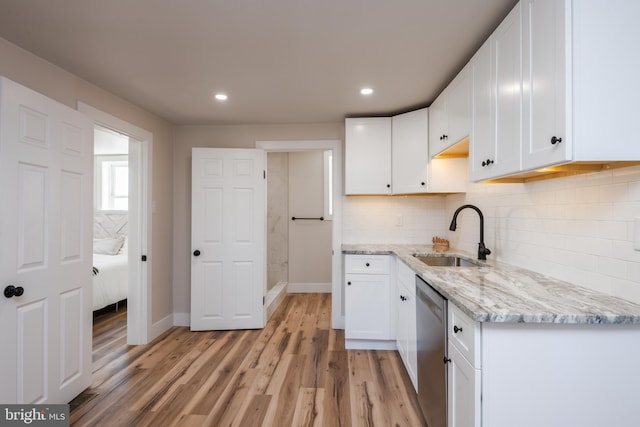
xmin=92 ymin=126 xmax=130 ymax=335
xmin=79 ymin=102 xmax=153 ymax=346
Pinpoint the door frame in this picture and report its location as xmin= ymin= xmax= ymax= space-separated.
xmin=256 ymin=140 xmax=344 ymax=329
xmin=78 ymin=102 xmax=153 ymax=344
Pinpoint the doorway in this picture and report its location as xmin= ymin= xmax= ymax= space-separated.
xmin=92 ymin=126 xmax=130 ymax=338
xmin=257 ymin=140 xmax=344 ymax=329
xmin=78 ymin=102 xmax=153 ymax=344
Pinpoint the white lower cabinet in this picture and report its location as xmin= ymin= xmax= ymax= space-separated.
xmin=344 ymin=254 xmax=396 ymax=349
xmin=447 ymin=304 xmax=481 ymax=427
xmin=448 ymin=344 xmax=481 ymax=427
xmin=395 ymin=260 xmax=418 ymax=391
xmin=447 ymin=303 xmax=640 ymax=427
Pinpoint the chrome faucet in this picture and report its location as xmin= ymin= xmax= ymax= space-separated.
xmin=449 ymin=204 xmax=491 ymax=260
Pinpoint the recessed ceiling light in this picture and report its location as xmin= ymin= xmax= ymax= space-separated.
xmin=360 ymin=87 xmax=374 ymax=96
xmin=214 ymin=93 xmax=228 ymax=101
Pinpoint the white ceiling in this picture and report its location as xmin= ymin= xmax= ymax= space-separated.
xmin=0 ymin=0 xmax=517 ymax=125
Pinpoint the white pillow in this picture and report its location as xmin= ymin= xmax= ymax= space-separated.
xmin=93 ymin=237 xmax=125 ymax=255
xmin=119 ymin=236 xmax=128 ymax=254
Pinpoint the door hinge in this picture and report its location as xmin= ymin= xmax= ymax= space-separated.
xmin=263 ymin=170 xmax=266 ymax=179
xmin=141 ymin=255 xmax=147 ymax=262
xmin=263 ymin=296 xmax=265 ymax=305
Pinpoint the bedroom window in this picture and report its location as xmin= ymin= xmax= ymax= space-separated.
xmin=96 ymin=155 xmax=128 ymax=211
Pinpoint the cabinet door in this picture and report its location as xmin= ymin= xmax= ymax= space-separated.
xmin=469 ymin=39 xmax=494 ymax=181
xmin=345 ymin=274 xmax=391 ymax=340
xmin=395 ymin=279 xmax=409 ymax=361
xmin=428 ymin=94 xmax=449 ymax=156
xmin=492 ymin=2 xmax=522 ymax=177
xmin=448 ymin=344 xmax=481 ymax=427
xmin=345 ymin=117 xmax=392 ymax=195
xmin=522 ymin=0 xmax=569 ymax=171
xmin=470 ymin=4 xmax=522 ymax=181
xmin=392 ymin=108 xmax=429 ymax=194
xmin=447 ymin=66 xmax=471 ymax=146
xmin=405 ymin=282 xmax=418 ymax=391
xmin=396 ymin=267 xmax=418 ymax=390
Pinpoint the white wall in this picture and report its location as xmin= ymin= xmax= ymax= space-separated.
xmin=445 ymin=165 xmax=640 ymax=304
xmin=288 ymin=151 xmax=332 ymax=288
xmin=341 ymin=165 xmax=640 ymax=305
xmin=342 ymin=195 xmax=448 ymax=244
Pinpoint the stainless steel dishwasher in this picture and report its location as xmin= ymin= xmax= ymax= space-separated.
xmin=416 ymin=275 xmax=448 ymax=427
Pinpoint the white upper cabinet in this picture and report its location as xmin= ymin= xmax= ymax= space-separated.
xmin=346 ymin=110 xmax=467 ymax=195
xmin=470 ymin=3 xmax=523 ymax=182
xmin=345 ymin=117 xmax=392 ymax=195
xmin=392 ymin=109 xmax=429 ymax=194
xmin=469 ymin=41 xmax=495 ymax=182
xmin=470 ymin=0 xmax=640 ymax=181
xmin=429 ymin=66 xmax=471 ymax=157
xmin=523 ymin=0 xmax=640 ymax=169
xmin=521 ymin=0 xmax=568 ymax=170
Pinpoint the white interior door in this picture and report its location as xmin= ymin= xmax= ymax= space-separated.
xmin=0 ymin=77 xmax=93 ymax=403
xmin=191 ymin=148 xmax=265 ymax=330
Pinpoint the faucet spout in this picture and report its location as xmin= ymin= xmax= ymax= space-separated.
xmin=449 ymin=204 xmax=491 ymax=260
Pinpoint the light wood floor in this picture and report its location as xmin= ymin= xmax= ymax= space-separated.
xmin=71 ymin=293 xmax=426 ymax=426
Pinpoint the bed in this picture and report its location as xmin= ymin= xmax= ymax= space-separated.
xmin=92 ymin=236 xmax=128 ymax=311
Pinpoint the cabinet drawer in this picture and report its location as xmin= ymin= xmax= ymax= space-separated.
xmin=448 ymin=304 xmax=481 ymax=368
xmin=344 ymin=255 xmax=390 ymax=274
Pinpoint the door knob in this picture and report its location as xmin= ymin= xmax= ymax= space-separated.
xmin=4 ymin=285 xmax=24 ymax=298
xmin=193 ymin=250 xmax=201 ymax=256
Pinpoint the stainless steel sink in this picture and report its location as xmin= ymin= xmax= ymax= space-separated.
xmin=413 ymin=254 xmax=486 ymax=267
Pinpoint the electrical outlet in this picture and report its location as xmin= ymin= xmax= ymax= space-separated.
xmin=395 ymin=214 xmax=404 ymax=227
xmin=635 ymin=217 xmax=640 ymax=251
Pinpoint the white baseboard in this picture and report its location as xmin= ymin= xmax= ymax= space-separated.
xmin=150 ymin=314 xmax=174 ymax=341
xmin=266 ymin=281 xmax=288 ymax=319
xmin=173 ymin=312 xmax=190 ymax=327
xmin=345 ymin=339 xmax=398 ymax=350
xmin=170 ymin=281 xmax=329 ymax=329
xmin=287 ymin=282 xmax=332 ymax=293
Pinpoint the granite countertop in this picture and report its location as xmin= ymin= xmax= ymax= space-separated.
xmin=342 ymin=244 xmax=640 ymax=324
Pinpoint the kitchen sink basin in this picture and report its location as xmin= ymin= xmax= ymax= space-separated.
xmin=413 ymin=254 xmax=486 ymax=267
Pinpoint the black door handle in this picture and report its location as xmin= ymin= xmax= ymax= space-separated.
xmin=193 ymin=250 xmax=201 ymax=256
xmin=4 ymin=285 xmax=24 ymax=298
xmin=550 ymin=136 xmax=563 ymax=145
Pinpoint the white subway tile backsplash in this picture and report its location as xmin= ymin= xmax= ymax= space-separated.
xmin=446 ymin=165 xmax=640 ymax=301
xmin=342 ymin=165 xmax=640 ymax=302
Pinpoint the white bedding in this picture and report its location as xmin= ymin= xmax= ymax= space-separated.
xmin=92 ymin=252 xmax=128 ymax=311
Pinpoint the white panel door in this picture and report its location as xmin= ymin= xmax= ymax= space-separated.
xmin=0 ymin=77 xmax=93 ymax=403
xmin=191 ymin=148 xmax=265 ymax=330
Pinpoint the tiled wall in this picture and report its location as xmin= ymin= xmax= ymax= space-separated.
xmin=267 ymin=153 xmax=289 ymax=290
xmin=342 ymin=195 xmax=448 ymax=244
xmin=342 ymin=164 xmax=640 ymax=304
xmin=448 ymin=165 xmax=640 ymax=304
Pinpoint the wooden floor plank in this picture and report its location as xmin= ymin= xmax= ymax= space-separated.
xmin=70 ymin=293 xmax=426 ymax=427
xmin=291 ymin=387 xmax=324 ymax=427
